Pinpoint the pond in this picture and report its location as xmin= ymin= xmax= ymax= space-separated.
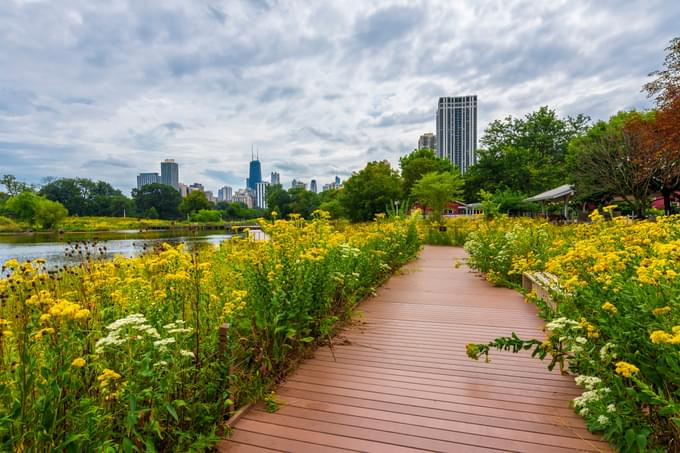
xmin=0 ymin=230 xmax=234 ymax=268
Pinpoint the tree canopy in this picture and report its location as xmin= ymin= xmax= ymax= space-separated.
xmin=266 ymin=184 xmax=320 ymax=219
xmin=411 ymin=171 xmax=463 ymax=222
xmin=340 ymin=160 xmax=402 ymax=222
xmin=567 ymin=111 xmax=656 ymax=217
xmin=399 ymin=148 xmax=456 ymax=198
xmin=464 ymin=106 xmax=590 ymax=201
xmin=179 ymin=191 xmax=211 ymax=217
xmin=40 ymin=178 xmax=132 ymax=217
xmin=131 ymin=183 xmax=182 ymax=220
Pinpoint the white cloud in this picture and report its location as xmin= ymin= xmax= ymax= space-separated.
xmin=0 ymin=0 xmax=677 ymax=193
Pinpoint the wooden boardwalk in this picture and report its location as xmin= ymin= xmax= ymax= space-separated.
xmin=219 ymin=246 xmax=609 ymax=452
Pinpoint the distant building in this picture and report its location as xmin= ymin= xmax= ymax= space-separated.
xmin=233 ymin=189 xmax=254 ymax=209
xmin=247 ymin=153 xmax=262 ymax=191
xmin=270 ymin=172 xmax=280 ymax=185
xmin=291 ymin=179 xmax=306 ymax=190
xmin=322 ymin=181 xmax=341 ymax=192
xmin=436 ymin=95 xmax=477 ymax=174
xmin=178 ymin=183 xmax=189 ymax=198
xmin=136 ymin=172 xmax=160 ymax=189
xmin=204 ymin=191 xmax=215 ymax=203
xmin=188 ymin=182 xmax=205 ymax=193
xmin=218 ymin=186 xmax=233 ymax=202
xmin=310 ymin=179 xmax=317 ymax=193
xmin=418 ymin=132 xmax=437 ymax=151
xmin=256 ymin=181 xmax=269 ymax=209
xmin=335 ymin=176 xmax=341 ymax=185
xmin=160 ymin=159 xmax=179 ymax=190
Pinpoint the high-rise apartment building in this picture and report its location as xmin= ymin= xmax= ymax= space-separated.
xmin=256 ymin=182 xmax=269 ymax=209
xmin=310 ymin=179 xmax=317 ymax=193
xmin=136 ymin=172 xmax=160 ymax=189
xmin=160 ymin=159 xmax=180 ymax=190
xmin=218 ymin=186 xmax=233 ymax=202
xmin=270 ymin=172 xmax=280 ymax=185
xmin=418 ymin=133 xmax=437 ymax=151
xmin=436 ymin=96 xmax=477 ymax=174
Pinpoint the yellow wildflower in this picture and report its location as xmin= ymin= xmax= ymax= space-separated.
xmin=71 ymin=358 xmax=86 ymax=368
xmin=650 ymin=330 xmax=674 ymax=344
xmin=615 ymin=361 xmax=639 ymax=378
xmin=652 ymin=306 xmax=671 ymax=316
xmin=601 ymin=302 xmax=617 ymax=314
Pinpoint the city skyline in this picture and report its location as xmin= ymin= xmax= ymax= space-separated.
xmin=1 ymin=1 xmax=678 ymax=193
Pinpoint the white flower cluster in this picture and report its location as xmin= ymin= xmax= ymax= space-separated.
xmin=597 ymin=415 xmax=609 ymax=425
xmin=575 ymin=375 xmax=602 ymax=390
xmin=339 ymin=243 xmax=360 ymax=258
xmin=163 ymin=320 xmax=194 ymax=334
xmin=607 ymin=403 xmax=616 ymax=413
xmin=95 ymin=313 xmax=160 ymax=353
xmin=599 ymin=342 xmax=617 ymax=361
xmin=180 ymin=350 xmax=195 ymax=358
xmin=379 ymin=263 xmax=391 ymax=271
xmin=573 ymin=387 xmax=611 ymax=408
xmin=546 ymin=317 xmax=581 ymax=331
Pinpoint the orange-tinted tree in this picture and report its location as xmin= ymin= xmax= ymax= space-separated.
xmin=640 ymin=37 xmax=680 ymax=215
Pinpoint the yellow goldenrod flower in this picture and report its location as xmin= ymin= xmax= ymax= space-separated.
xmin=71 ymin=358 xmax=86 ymax=368
xmin=650 ymin=330 xmax=673 ymax=344
xmin=615 ymin=361 xmax=639 ymax=378
xmin=601 ymin=302 xmax=617 ymax=314
xmin=652 ymin=306 xmax=671 ymax=316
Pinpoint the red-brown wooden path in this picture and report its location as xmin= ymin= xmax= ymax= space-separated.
xmin=218 ymin=246 xmax=609 ymax=452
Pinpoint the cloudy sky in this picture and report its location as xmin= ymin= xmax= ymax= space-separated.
xmin=1 ymin=0 xmax=678 ymax=194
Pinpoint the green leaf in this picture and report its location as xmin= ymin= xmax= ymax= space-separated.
xmin=300 ymin=336 xmax=314 ymax=343
xmin=165 ymin=403 xmax=179 ymax=422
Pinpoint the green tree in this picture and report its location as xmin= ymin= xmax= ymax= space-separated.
xmin=179 ymin=191 xmax=211 ymax=217
xmin=34 ymin=199 xmax=68 ymax=229
xmin=265 ymin=185 xmax=320 ymax=219
xmin=411 ymin=171 xmax=463 ymax=222
xmin=464 ymin=106 xmax=589 ymax=201
xmin=132 ymin=183 xmax=182 ymax=220
xmin=318 ymin=189 xmax=347 ymax=219
xmin=399 ymin=148 xmax=456 ymax=197
xmin=566 ymin=111 xmax=656 ymax=217
xmin=5 ymin=191 xmax=41 ymax=222
xmin=189 ymin=209 xmax=222 ymax=222
xmin=340 ymin=161 xmax=403 ymax=222
xmin=0 ymin=175 xmax=32 ymax=196
xmin=5 ymin=192 xmax=68 ymax=228
xmin=40 ymin=178 xmax=132 ymax=216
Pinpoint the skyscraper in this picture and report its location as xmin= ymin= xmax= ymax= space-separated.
xmin=270 ymin=172 xmax=280 ymax=185
xmin=218 ymin=186 xmax=233 ymax=202
xmin=247 ymin=152 xmax=262 ymax=191
xmin=436 ymin=95 xmax=477 ymax=174
xmin=310 ymin=179 xmax=317 ymax=193
xmin=256 ymin=181 xmax=269 ymax=209
xmin=136 ymin=172 xmax=160 ymax=189
xmin=160 ymin=159 xmax=179 ymax=190
xmin=418 ymin=133 xmax=437 ymax=151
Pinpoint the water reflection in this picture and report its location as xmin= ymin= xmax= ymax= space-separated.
xmin=0 ymin=230 xmax=233 ymax=267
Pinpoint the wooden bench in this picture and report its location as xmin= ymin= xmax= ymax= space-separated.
xmin=521 ymin=271 xmax=560 ymax=312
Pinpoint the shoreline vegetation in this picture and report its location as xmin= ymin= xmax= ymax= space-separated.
xmin=0 ymin=215 xmax=260 ymax=235
xmin=0 ymin=213 xmax=420 ymax=451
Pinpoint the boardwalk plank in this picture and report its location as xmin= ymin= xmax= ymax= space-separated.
xmin=220 ymin=246 xmax=608 ymax=452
